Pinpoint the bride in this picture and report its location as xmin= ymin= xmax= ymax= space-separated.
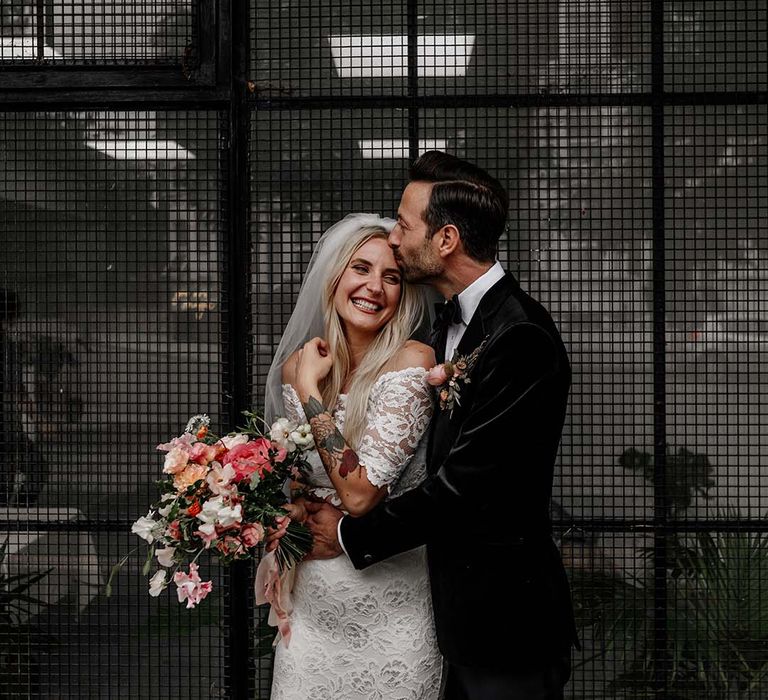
xmin=262 ymin=213 xmax=443 ymax=699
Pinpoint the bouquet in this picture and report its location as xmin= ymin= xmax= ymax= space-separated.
xmin=107 ymin=412 xmax=314 ymax=609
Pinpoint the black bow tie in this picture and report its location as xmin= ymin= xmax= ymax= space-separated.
xmin=432 ymin=295 xmax=463 ymax=333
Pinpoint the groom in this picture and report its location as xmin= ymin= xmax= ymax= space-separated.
xmin=301 ymin=152 xmax=577 ymax=699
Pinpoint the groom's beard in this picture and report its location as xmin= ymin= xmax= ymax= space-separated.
xmin=394 ymin=252 xmax=442 ymax=285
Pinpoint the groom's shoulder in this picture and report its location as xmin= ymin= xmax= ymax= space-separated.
xmin=388 ymin=340 xmax=435 ymax=372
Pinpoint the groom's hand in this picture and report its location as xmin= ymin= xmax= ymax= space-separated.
xmin=304 ymin=501 xmax=344 ymax=559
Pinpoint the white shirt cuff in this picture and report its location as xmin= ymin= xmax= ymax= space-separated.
xmin=337 ymin=516 xmax=349 ymax=557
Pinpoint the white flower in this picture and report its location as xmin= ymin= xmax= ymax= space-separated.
xmin=131 ymin=513 xmax=161 ymax=544
xmin=197 ymin=522 xmax=216 ymax=538
xmin=155 ymin=546 xmax=176 ymax=568
xmin=219 ymin=433 xmax=249 ymax=450
xmin=206 ymin=462 xmax=237 ymax=496
xmin=185 ymin=414 xmax=210 ymax=434
xmin=217 ymin=503 xmax=243 ymax=528
xmin=157 ymin=495 xmax=177 ymax=518
xmin=148 ymin=570 xmax=167 ymax=597
xmin=290 ymin=423 xmax=315 ymax=450
xmin=270 ymin=417 xmax=298 ymax=451
xmin=196 ymin=497 xmax=243 ymax=529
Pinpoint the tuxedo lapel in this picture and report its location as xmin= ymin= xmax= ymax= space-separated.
xmin=427 ymin=273 xmax=520 ymax=470
xmin=453 ymin=272 xmax=518 ymax=359
xmin=452 ymin=308 xmax=485 ymax=361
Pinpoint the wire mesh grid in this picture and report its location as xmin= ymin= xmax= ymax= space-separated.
xmin=664 ymin=1 xmax=768 ymax=93
xmin=248 ymin=1 xmax=768 ymax=699
xmin=0 ymin=0 xmax=194 ymax=64
xmin=666 ymin=105 xmax=768 ymax=521
xmin=0 ymin=109 xmax=226 ymax=698
xmin=0 ymin=0 xmax=766 ymax=697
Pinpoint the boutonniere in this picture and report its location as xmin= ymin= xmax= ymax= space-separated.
xmin=426 ymin=337 xmax=489 ymax=414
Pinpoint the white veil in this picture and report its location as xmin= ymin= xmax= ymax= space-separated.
xmin=263 ymin=213 xmax=399 ymax=422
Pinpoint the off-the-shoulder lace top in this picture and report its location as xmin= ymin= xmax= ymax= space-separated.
xmin=281 ymin=366 xmax=433 ymax=505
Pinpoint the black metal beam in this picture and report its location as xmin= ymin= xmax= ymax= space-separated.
xmin=220 ymin=1 xmax=253 ymax=698
xmin=248 ymin=90 xmax=768 ymax=111
xmin=407 ymin=0 xmax=419 ymax=163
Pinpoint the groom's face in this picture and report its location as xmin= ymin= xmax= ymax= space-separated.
xmin=390 ymin=182 xmax=443 ymax=283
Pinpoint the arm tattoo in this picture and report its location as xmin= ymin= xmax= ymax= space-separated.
xmin=302 ymin=395 xmax=361 ymax=479
xmin=302 ymin=396 xmax=327 ymax=421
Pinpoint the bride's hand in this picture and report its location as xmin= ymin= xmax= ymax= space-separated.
xmin=264 ymin=500 xmax=308 ymax=552
xmin=296 ymin=337 xmax=334 ymax=395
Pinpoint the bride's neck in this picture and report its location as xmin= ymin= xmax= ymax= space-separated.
xmin=345 ymin=329 xmax=375 ymax=374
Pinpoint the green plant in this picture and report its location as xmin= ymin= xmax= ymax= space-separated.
xmin=0 ymin=539 xmax=52 ymax=626
xmin=569 ymin=447 xmax=768 ymax=699
xmin=572 ymin=530 xmax=768 ymax=699
xmin=0 ymin=538 xmax=52 ymax=697
xmin=619 ymin=446 xmax=715 ymax=515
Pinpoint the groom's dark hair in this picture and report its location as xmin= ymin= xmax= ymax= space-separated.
xmin=409 ymin=151 xmax=509 ymax=263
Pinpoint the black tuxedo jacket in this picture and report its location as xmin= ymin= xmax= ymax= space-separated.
xmin=340 ymin=272 xmax=578 ymax=669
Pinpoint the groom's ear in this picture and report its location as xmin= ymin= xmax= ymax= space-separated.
xmin=435 ymin=224 xmax=461 ymax=258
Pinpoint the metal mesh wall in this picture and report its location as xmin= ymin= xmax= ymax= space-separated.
xmin=0 ymin=109 xmax=226 ymax=697
xmin=0 ymin=1 xmax=194 ymax=64
xmin=0 ymin=0 xmax=767 ymax=698
xmin=249 ymin=1 xmax=767 ymax=699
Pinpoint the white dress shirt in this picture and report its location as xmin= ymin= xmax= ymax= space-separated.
xmin=444 ymin=260 xmax=505 ymax=360
xmin=337 ymin=261 xmax=506 ymax=555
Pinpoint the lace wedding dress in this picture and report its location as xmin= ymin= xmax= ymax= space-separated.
xmin=269 ymin=367 xmax=443 ymax=700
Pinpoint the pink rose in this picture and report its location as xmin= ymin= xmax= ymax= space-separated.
xmin=162 ymin=447 xmax=190 ymax=475
xmin=224 ymin=438 xmax=283 ymax=483
xmin=427 ymin=362 xmax=454 ymax=387
xmin=167 ymin=520 xmax=182 ymax=541
xmin=156 ymin=433 xmax=195 ymax=453
xmin=173 ymin=463 xmax=208 ymax=493
xmin=189 ymin=442 xmax=219 ymax=466
xmin=241 ymin=523 xmax=265 ymax=548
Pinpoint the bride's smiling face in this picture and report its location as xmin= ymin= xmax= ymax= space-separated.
xmin=333 ymin=237 xmax=403 ymax=336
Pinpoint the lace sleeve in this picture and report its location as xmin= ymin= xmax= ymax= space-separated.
xmin=280 ymin=384 xmax=305 ymax=424
xmin=357 ymin=367 xmax=434 ymax=490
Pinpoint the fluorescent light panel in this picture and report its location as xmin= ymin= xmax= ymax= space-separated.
xmin=328 ymin=34 xmax=475 ymax=78
xmin=85 ymin=140 xmax=195 ymax=161
xmin=358 ymin=139 xmax=448 ymax=159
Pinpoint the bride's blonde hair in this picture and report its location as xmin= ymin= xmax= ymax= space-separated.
xmin=321 ymin=225 xmax=424 ymax=449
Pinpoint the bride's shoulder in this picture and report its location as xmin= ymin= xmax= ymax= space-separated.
xmin=281 ymin=350 xmax=300 ymax=384
xmin=387 ymin=340 xmax=435 ymax=373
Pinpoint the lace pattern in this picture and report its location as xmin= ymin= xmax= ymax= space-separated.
xmin=271 ymin=367 xmax=442 ymax=699
xmin=280 ymin=367 xmax=433 ymax=501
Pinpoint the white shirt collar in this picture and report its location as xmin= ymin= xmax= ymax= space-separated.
xmin=455 ymin=261 xmax=505 ymax=326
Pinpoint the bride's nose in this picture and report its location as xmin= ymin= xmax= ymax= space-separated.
xmin=365 ymin=275 xmax=384 ymax=295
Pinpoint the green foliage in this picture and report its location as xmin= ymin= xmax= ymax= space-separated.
xmin=0 ymin=538 xmax=51 ymax=696
xmin=571 ymin=448 xmax=768 ymax=698
xmin=619 ymin=446 xmax=715 ymax=515
xmin=573 ymin=530 xmax=768 ymax=699
xmin=0 ymin=538 xmax=52 ymax=627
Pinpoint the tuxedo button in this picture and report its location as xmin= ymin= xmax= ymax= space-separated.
xmin=363 ymin=554 xmax=374 ymax=565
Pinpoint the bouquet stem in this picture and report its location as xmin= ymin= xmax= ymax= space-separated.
xmin=274 ymin=520 xmax=313 ymax=574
